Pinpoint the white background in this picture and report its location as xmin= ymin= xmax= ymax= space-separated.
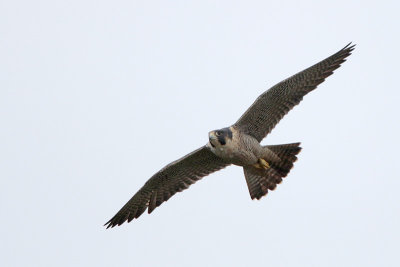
xmin=1 ymin=1 xmax=399 ymax=266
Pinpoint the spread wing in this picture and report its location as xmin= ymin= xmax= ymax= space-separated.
xmin=104 ymin=146 xmax=230 ymax=228
xmin=234 ymin=43 xmax=355 ymax=142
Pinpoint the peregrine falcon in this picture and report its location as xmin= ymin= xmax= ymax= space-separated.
xmin=105 ymin=43 xmax=355 ymax=228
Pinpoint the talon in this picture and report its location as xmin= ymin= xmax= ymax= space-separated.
xmin=259 ymin=158 xmax=270 ymax=169
xmin=252 ymin=159 xmax=270 ymax=169
xmin=253 ymin=163 xmax=262 ymax=169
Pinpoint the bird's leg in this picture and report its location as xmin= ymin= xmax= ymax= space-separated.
xmin=253 ymin=158 xmax=270 ymax=169
xmin=259 ymin=158 xmax=270 ymax=169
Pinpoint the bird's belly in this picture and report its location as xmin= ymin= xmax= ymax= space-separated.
xmin=213 ymin=146 xmax=257 ymax=166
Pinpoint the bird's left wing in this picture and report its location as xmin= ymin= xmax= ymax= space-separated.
xmin=234 ymin=43 xmax=355 ymax=142
xmin=104 ymin=146 xmax=230 ymax=228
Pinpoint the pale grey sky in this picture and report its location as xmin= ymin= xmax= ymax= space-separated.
xmin=1 ymin=1 xmax=399 ymax=266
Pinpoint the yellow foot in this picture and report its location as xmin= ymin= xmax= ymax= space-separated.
xmin=259 ymin=158 xmax=270 ymax=169
xmin=253 ymin=158 xmax=270 ymax=169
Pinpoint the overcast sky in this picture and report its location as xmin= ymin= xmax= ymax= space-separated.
xmin=1 ymin=1 xmax=399 ymax=266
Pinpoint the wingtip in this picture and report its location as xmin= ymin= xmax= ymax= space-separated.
xmin=343 ymin=42 xmax=356 ymax=52
xmin=104 ymin=211 xmax=139 ymax=229
xmin=104 ymin=216 xmax=121 ymax=229
xmin=104 ymin=220 xmax=113 ymax=229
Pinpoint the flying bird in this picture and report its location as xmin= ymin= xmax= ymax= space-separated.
xmin=105 ymin=43 xmax=355 ymax=228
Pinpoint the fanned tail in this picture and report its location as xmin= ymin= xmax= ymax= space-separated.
xmin=243 ymin=142 xmax=302 ymax=200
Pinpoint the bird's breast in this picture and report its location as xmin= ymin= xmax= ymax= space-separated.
xmin=212 ymin=134 xmax=259 ymax=166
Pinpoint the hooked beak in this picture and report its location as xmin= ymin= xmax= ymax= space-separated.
xmin=208 ymin=131 xmax=217 ymax=148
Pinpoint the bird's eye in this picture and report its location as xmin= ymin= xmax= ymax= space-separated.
xmin=215 ymin=131 xmax=221 ymax=136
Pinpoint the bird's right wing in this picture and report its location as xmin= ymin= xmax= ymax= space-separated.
xmin=234 ymin=43 xmax=355 ymax=142
xmin=104 ymin=146 xmax=230 ymax=228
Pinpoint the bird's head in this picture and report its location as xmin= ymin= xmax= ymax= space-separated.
xmin=206 ymin=127 xmax=233 ymax=150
